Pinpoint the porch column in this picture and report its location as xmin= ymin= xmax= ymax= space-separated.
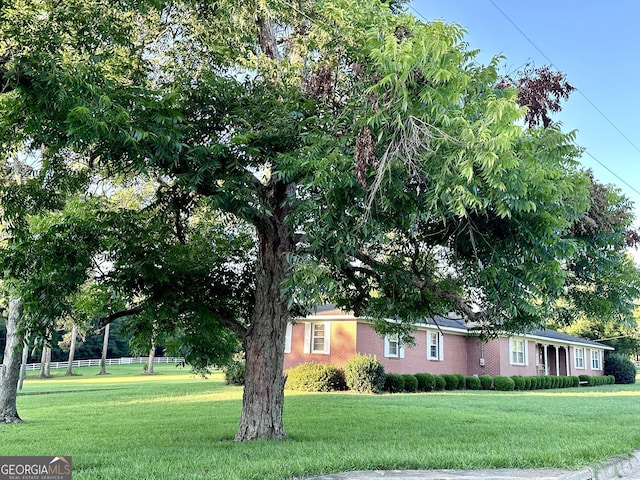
xmin=543 ymin=344 xmax=549 ymax=376
xmin=554 ymin=345 xmax=560 ymax=376
xmin=565 ymin=347 xmax=570 ymax=376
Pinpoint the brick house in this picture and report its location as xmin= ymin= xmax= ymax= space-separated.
xmin=283 ymin=306 xmax=613 ymax=377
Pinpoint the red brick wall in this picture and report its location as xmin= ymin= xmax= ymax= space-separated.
xmin=356 ymin=323 xmax=468 ymax=375
xmin=467 ymin=337 xmax=501 ymax=377
xmin=283 ymin=321 xmax=357 ymax=370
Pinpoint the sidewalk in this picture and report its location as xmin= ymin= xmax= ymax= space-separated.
xmin=298 ymin=451 xmax=640 ymax=480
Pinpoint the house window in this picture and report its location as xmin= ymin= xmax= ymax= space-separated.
xmin=284 ymin=323 xmax=292 ymax=354
xmin=591 ymin=349 xmax=602 ymax=370
xmin=312 ymin=323 xmax=326 ymax=353
xmin=427 ymin=331 xmax=443 ymax=360
xmin=384 ymin=334 xmax=404 ymax=358
xmin=509 ymin=337 xmax=527 ymax=365
xmin=575 ymin=347 xmax=585 ymax=369
xmin=303 ymin=322 xmax=331 ymax=354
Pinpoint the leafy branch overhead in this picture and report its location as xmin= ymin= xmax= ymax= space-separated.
xmin=1 ymin=0 xmax=639 ymax=441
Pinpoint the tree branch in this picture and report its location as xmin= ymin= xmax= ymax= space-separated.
xmin=99 ymin=307 xmax=143 ymax=327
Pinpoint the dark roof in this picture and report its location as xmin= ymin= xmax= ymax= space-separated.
xmin=420 ymin=315 xmax=468 ymax=330
xmin=529 ymin=328 xmax=612 ymax=349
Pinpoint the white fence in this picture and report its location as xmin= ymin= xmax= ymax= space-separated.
xmin=24 ymin=356 xmax=185 ymax=371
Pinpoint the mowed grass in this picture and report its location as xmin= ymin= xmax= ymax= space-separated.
xmin=1 ymin=365 xmax=640 ymax=480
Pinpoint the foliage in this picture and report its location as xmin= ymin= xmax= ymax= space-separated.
xmin=441 ymin=374 xmax=459 ymax=390
xmin=492 ymin=376 xmax=515 ymax=391
xmin=465 ymin=375 xmax=481 ymax=390
xmin=285 ymin=362 xmax=345 ymax=392
xmin=3 ymin=0 xmax=640 ymax=441
xmin=383 ymin=373 xmax=405 ymax=393
xmin=479 ymin=375 xmax=493 ymax=390
xmin=344 ymin=354 xmax=385 ymax=394
xmin=434 ymin=375 xmax=446 ymax=391
xmin=454 ymin=374 xmax=465 ymax=390
xmin=402 ymin=374 xmax=418 ymax=392
xmin=604 ymin=355 xmax=637 ymax=384
xmin=224 ymin=359 xmax=246 ymax=386
xmin=415 ymin=373 xmax=435 ymax=392
xmin=510 ymin=375 xmax=525 ymax=391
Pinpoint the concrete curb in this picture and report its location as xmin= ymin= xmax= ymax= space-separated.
xmin=297 ymin=451 xmax=640 ymax=480
xmin=558 ymin=451 xmax=640 ymax=480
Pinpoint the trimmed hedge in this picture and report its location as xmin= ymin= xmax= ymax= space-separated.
xmin=285 ymin=362 xmax=346 ymax=392
xmin=402 ymin=374 xmax=419 ymax=392
xmin=454 ymin=374 xmax=466 ymax=390
xmin=441 ymin=374 xmax=459 ymax=390
xmin=383 ymin=373 xmax=405 ymax=393
xmin=605 ymin=354 xmax=637 ymax=384
xmin=434 ymin=375 xmax=446 ymax=391
xmin=479 ymin=374 xmax=493 ymax=390
xmin=344 ymin=354 xmax=385 ymax=393
xmin=511 ymin=375 xmax=525 ymax=391
xmin=493 ymin=376 xmax=515 ymax=391
xmin=415 ymin=373 xmax=435 ymax=392
xmin=465 ymin=375 xmax=481 ymax=390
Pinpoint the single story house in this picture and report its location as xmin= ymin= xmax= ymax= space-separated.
xmin=283 ymin=306 xmax=613 ymax=377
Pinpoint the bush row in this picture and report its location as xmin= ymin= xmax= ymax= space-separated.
xmin=283 ymin=354 xmax=619 ymax=393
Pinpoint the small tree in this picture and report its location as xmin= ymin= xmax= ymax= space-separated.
xmin=344 ymin=354 xmax=385 ymax=394
xmin=605 ymin=354 xmax=637 ymax=384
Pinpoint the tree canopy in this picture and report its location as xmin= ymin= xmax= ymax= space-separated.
xmin=1 ymin=0 xmax=639 ymax=440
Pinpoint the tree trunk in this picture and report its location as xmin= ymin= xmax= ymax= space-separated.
xmin=18 ymin=343 xmax=28 ymax=390
xmin=234 ymin=210 xmax=292 ymax=441
xmin=0 ymin=297 xmax=24 ymax=423
xmin=39 ymin=345 xmax=51 ymax=379
xmin=146 ymin=343 xmax=155 ymax=374
xmin=65 ymin=323 xmax=78 ymax=376
xmin=98 ymin=323 xmax=110 ymax=375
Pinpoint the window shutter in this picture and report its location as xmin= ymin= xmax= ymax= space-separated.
xmin=524 ymin=339 xmax=529 ymax=366
xmin=399 ymin=343 xmax=405 ymax=359
xmin=284 ymin=323 xmax=292 ymax=354
xmin=323 ymin=322 xmax=331 ymax=354
xmin=384 ymin=336 xmax=390 ymax=357
xmin=438 ymin=332 xmax=444 ymax=361
xmin=303 ymin=323 xmax=311 ymax=354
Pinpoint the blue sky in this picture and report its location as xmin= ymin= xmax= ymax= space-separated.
xmin=411 ymin=1 xmax=640 ymax=225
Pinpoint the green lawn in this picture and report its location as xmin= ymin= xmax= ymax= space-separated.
xmin=2 ymin=365 xmax=640 ymax=480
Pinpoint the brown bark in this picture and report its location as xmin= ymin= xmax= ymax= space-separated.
xmin=234 ymin=183 xmax=293 ymax=441
xmin=0 ymin=297 xmax=24 ymax=423
xmin=146 ymin=343 xmax=156 ymax=374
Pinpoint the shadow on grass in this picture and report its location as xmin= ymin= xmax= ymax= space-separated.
xmin=18 ymin=387 xmax=131 ymax=396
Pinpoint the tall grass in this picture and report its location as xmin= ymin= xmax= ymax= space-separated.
xmin=2 ymin=365 xmax=639 ymax=480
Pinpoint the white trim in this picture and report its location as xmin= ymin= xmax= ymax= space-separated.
xmin=574 ymin=347 xmax=586 ymax=369
xmin=303 ymin=323 xmax=311 ymax=354
xmin=427 ymin=331 xmax=444 ymax=361
xmin=284 ymin=323 xmax=292 ymax=354
xmin=509 ymin=337 xmax=527 ymax=366
xmin=384 ymin=334 xmax=404 ymax=358
xmin=590 ymin=349 xmax=602 ymax=370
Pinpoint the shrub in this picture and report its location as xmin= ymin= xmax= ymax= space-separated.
xmin=223 ymin=359 xmax=246 ymax=386
xmin=285 ymin=362 xmax=346 ymax=392
xmin=479 ymin=374 xmax=492 ymax=390
xmin=441 ymin=374 xmax=459 ymax=390
xmin=493 ymin=376 xmax=515 ymax=391
xmin=465 ymin=375 xmax=481 ymax=390
xmin=434 ymin=375 xmax=446 ymax=391
xmin=415 ymin=373 xmax=435 ymax=392
xmin=570 ymin=376 xmax=580 ymax=387
xmin=511 ymin=375 xmax=525 ymax=391
xmin=383 ymin=373 xmax=405 ymax=393
xmin=605 ymin=354 xmax=637 ymax=384
xmin=344 ymin=354 xmax=386 ymax=393
xmin=454 ymin=374 xmax=466 ymax=390
xmin=402 ymin=374 xmax=418 ymax=393
xmin=523 ymin=376 xmax=532 ymax=390
xmin=529 ymin=376 xmax=538 ymax=390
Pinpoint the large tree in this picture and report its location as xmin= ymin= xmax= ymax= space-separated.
xmin=1 ymin=0 xmax=639 ymax=441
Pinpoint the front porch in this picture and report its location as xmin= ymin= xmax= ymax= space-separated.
xmin=535 ymin=343 xmax=570 ymax=376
